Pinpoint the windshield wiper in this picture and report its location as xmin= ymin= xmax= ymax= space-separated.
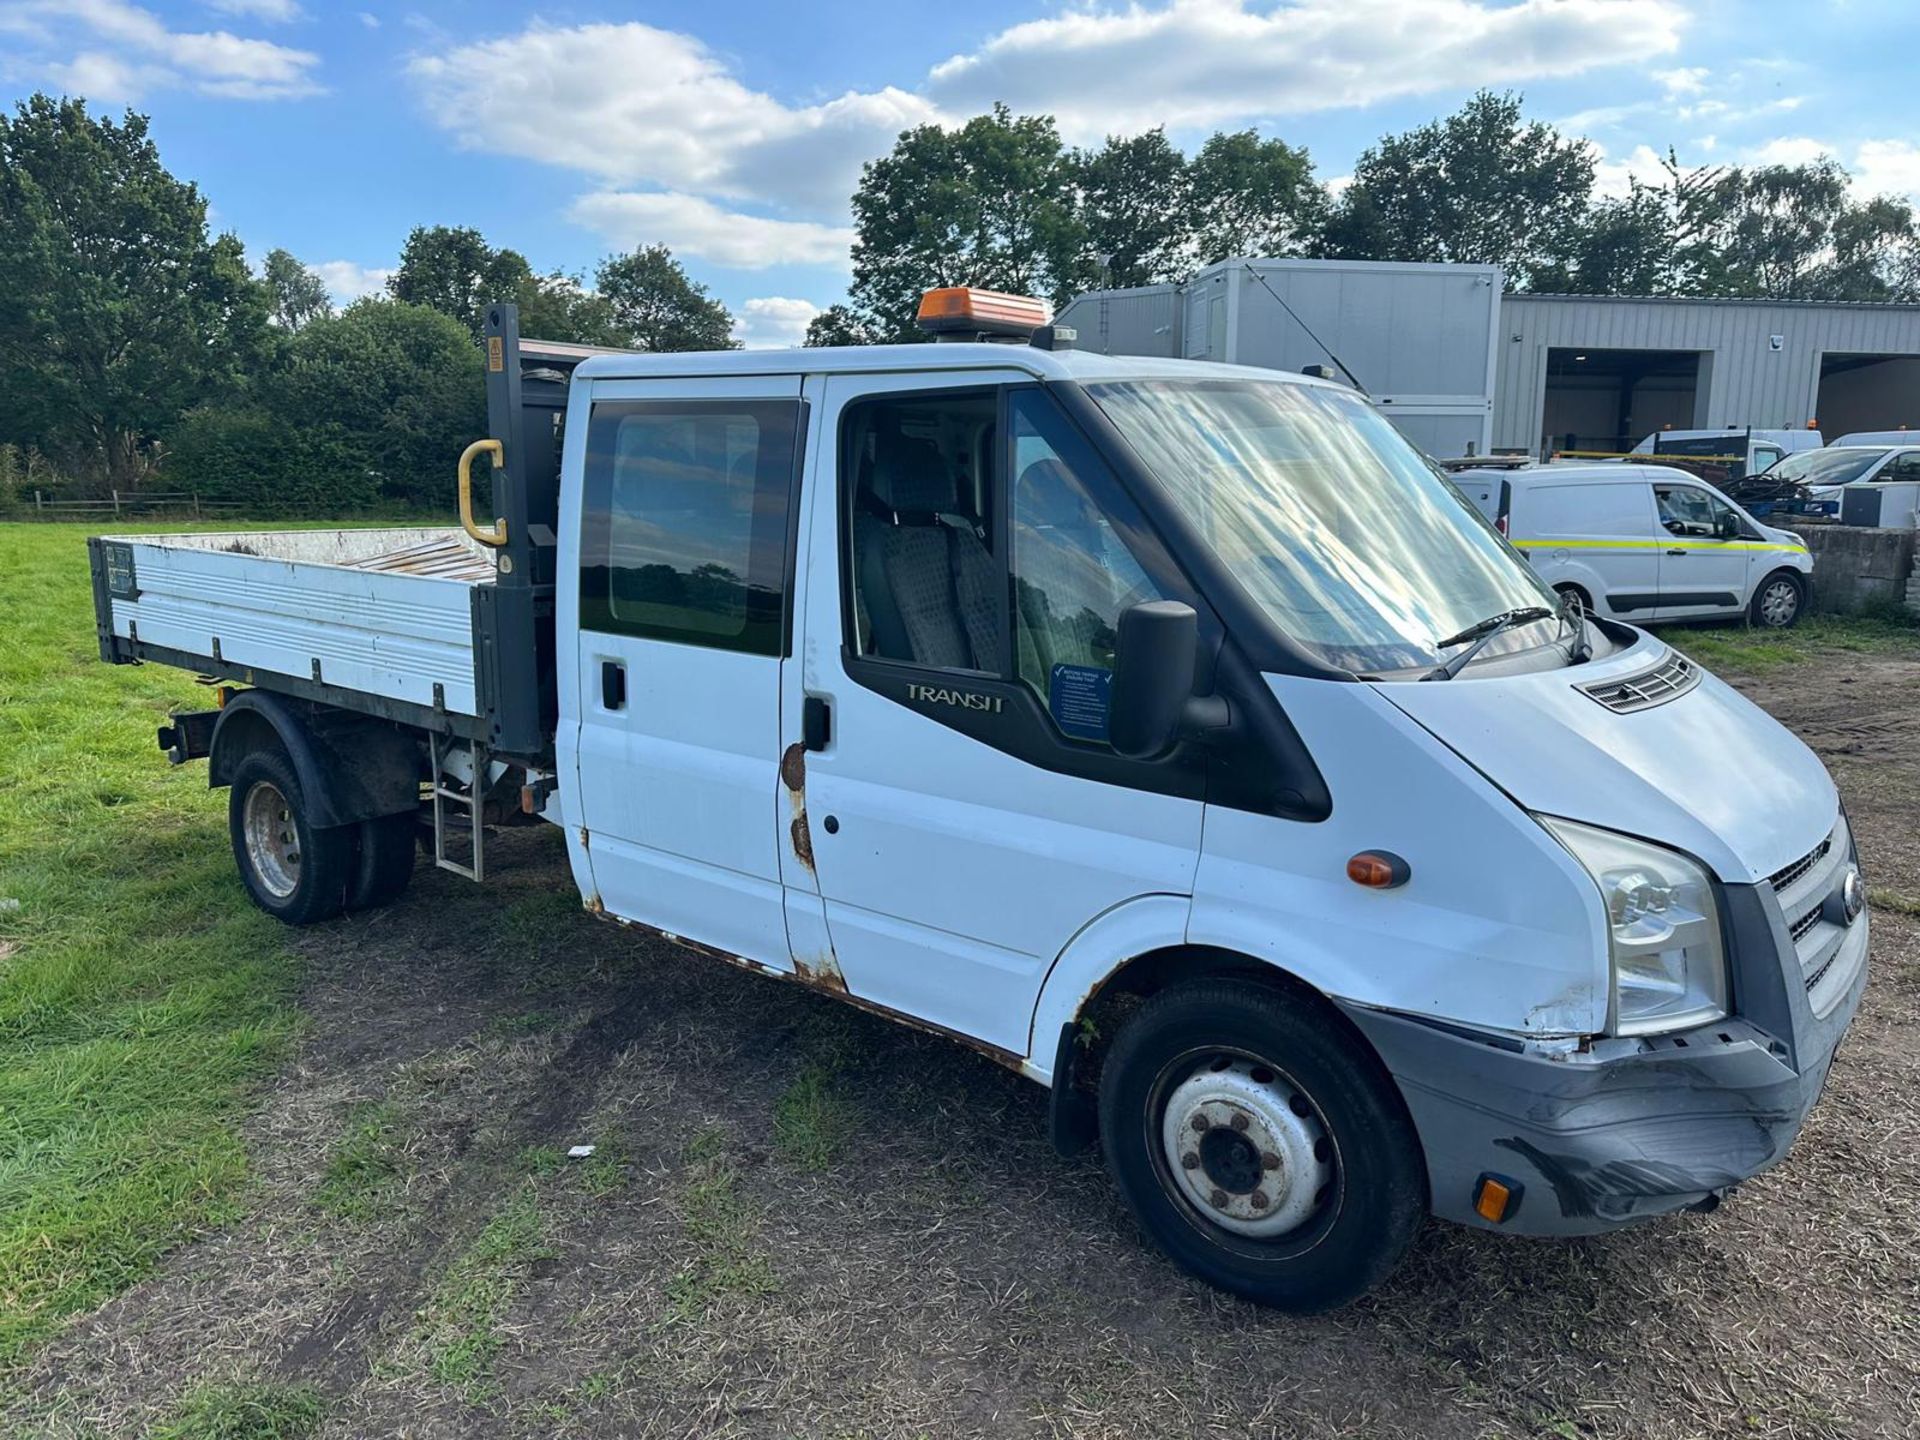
xmin=1424 ymin=606 xmax=1553 ymax=681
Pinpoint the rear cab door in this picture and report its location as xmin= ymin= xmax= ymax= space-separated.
xmin=559 ymin=373 xmax=808 ymax=972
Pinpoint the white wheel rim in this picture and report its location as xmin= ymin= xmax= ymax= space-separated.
xmin=242 ymin=781 xmax=301 ymax=898
xmin=1159 ymin=1055 xmax=1334 ymax=1238
xmin=1760 ymin=580 xmax=1798 ymax=626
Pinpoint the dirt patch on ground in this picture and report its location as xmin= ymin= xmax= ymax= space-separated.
xmin=8 ymin=650 xmax=1920 ymax=1439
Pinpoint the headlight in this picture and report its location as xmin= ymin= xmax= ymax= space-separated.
xmin=1540 ymin=817 xmax=1728 ymax=1036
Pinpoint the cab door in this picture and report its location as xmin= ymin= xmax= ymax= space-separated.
xmin=564 ymin=375 xmax=806 ymax=971
xmin=1652 ymin=481 xmax=1751 ymax=620
xmin=782 ymin=372 xmax=1207 ymax=1057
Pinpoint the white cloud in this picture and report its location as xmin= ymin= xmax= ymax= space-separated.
xmin=1588 ymin=141 xmax=1666 ymax=200
xmin=1854 ymin=140 xmax=1920 ymax=202
xmin=204 ymin=0 xmax=303 ymax=21
xmin=357 ymin=11 xmax=379 ymax=28
xmin=313 ymin=259 xmax=392 ymax=304
xmin=409 ymin=22 xmax=935 ymax=214
xmin=1746 ymin=135 xmax=1831 ymax=168
xmin=568 ymin=191 xmax=854 ymax=269
xmin=1654 ymin=65 xmax=1709 ymax=95
xmin=732 ymin=296 xmax=819 ymax=349
xmin=47 ymin=49 xmax=167 ymax=103
xmin=21 ymin=0 xmax=321 ymax=100
xmin=925 ymin=0 xmax=1687 ymax=140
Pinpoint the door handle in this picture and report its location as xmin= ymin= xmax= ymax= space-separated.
xmin=601 ymin=660 xmax=626 ymax=710
xmin=802 ymin=695 xmax=831 ymax=752
xmin=1666 ymin=549 xmax=1687 ymax=557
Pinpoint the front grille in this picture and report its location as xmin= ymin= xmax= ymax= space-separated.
xmin=1579 ymin=651 xmax=1701 ymax=713
xmin=1770 ymin=833 xmax=1834 ymax=894
xmin=1790 ymin=907 xmax=1823 ymax=944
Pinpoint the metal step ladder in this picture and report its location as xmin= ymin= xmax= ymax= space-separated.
xmin=430 ymin=732 xmax=487 ymax=881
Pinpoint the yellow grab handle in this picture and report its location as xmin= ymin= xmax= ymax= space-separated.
xmin=458 ymin=439 xmax=507 ymax=547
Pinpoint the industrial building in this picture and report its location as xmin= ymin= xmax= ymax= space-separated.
xmin=1056 ymin=259 xmax=1920 ymax=458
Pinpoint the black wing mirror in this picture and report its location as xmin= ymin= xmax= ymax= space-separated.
xmin=1109 ymin=601 xmax=1229 ymax=760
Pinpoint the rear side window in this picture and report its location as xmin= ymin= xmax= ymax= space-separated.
xmin=1523 ymin=483 xmax=1654 ymax=538
xmin=580 ymin=399 xmax=801 ymax=655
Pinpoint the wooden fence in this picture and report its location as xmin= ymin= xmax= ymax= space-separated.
xmin=23 ymin=490 xmax=248 ymax=520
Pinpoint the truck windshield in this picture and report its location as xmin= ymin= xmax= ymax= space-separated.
xmin=1088 ymin=379 xmax=1558 ymax=675
xmin=1766 ymin=448 xmax=1887 ymax=486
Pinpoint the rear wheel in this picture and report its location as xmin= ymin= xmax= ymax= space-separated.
xmin=346 ymin=811 xmax=418 ymax=912
xmin=1750 ymin=570 xmax=1806 ymax=629
xmin=1098 ymin=977 xmax=1427 ymax=1312
xmin=228 ymin=748 xmax=353 ymax=925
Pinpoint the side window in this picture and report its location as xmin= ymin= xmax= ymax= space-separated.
xmin=1884 ymin=452 xmax=1920 ymax=482
xmin=580 ymin=399 xmax=800 ymax=655
xmin=1009 ymin=390 xmax=1166 ymax=743
xmin=1655 ymin=484 xmax=1732 ymax=537
xmin=1751 ymin=446 xmax=1784 ymax=475
xmin=843 ymin=388 xmax=1001 ymax=673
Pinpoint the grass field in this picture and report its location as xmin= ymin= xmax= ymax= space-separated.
xmin=0 ymin=523 xmax=303 ymax=1368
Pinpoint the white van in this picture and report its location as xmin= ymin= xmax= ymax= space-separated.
xmin=93 ymin=290 xmax=1867 ymax=1311
xmin=1630 ymin=427 xmax=1823 ymax=475
xmin=1454 ymin=462 xmax=1814 ymax=627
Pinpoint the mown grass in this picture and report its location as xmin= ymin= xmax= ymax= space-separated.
xmin=150 ymin=1380 xmax=325 ymax=1440
xmin=415 ymin=1184 xmax=550 ymax=1399
xmin=1665 ymin=604 xmax=1920 ymax=673
xmin=0 ymin=523 xmax=305 ymax=1367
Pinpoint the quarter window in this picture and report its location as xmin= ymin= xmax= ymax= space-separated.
xmin=580 ymin=399 xmax=801 ymax=655
xmin=1654 ymin=484 xmax=1735 ymax=537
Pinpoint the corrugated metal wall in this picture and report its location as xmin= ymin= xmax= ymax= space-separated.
xmin=1055 ymin=284 xmax=1184 ymax=357
xmin=1495 ymin=294 xmax=1920 ymax=453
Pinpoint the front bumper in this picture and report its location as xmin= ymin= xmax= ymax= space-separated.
xmin=1339 ymin=858 xmax=1869 ymax=1238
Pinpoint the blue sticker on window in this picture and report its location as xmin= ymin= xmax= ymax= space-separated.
xmin=1049 ymin=663 xmax=1112 ymax=742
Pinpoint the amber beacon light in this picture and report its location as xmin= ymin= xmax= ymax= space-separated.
xmin=916 ymin=286 xmax=1052 ymax=338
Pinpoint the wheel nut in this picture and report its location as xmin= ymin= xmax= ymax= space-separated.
xmin=1189 ymin=1114 xmax=1209 ymax=1133
xmin=1181 ymin=1152 xmax=1199 ymax=1170
xmin=1209 ymin=1189 xmax=1228 ymax=1208
xmin=1250 ymin=1190 xmax=1269 ymax=1210
xmin=1261 ymin=1151 xmax=1280 ymax=1171
xmin=1230 ymin=1112 xmax=1249 ymax=1133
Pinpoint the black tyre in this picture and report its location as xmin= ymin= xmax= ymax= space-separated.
xmin=1749 ymin=569 xmax=1805 ymax=629
xmin=1098 ymin=977 xmax=1427 ymax=1312
xmin=345 ymin=811 xmax=418 ymax=912
xmin=227 ymin=748 xmax=353 ymax=926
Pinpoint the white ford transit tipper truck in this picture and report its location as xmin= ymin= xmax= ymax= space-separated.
xmin=90 ymin=290 xmax=1868 ymax=1311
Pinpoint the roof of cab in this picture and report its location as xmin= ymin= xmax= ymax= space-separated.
xmin=570 ymin=341 xmax=1346 ymax=390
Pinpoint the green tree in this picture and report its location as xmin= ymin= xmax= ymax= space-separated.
xmin=261 ymin=298 xmax=484 ymax=508
xmin=518 ymin=270 xmax=627 ymax=346
xmin=262 ymin=247 xmax=333 ymax=331
xmin=1320 ymin=91 xmax=1593 ymax=286
xmin=1188 ymin=129 xmax=1321 ymax=266
xmin=804 ymin=304 xmax=880 ymax=347
xmin=387 ymin=225 xmax=536 ymax=338
xmin=1808 ymin=195 xmax=1920 ymax=302
xmin=1536 ymin=180 xmax=1678 ymax=295
xmin=847 ymin=104 xmax=1086 ymax=341
xmin=0 ymin=95 xmax=273 ymax=486
xmin=594 ymin=244 xmax=737 ymax=352
xmin=1070 ymin=128 xmax=1192 ymax=286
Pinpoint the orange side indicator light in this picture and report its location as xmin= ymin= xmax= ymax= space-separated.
xmin=1474 ymin=1173 xmax=1523 ymax=1224
xmin=1346 ymin=850 xmax=1410 ymax=889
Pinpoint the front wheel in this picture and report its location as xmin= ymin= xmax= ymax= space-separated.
xmin=228 ymin=748 xmax=353 ymax=925
xmin=1098 ymin=977 xmax=1427 ymax=1312
xmin=1750 ymin=569 xmax=1806 ymax=629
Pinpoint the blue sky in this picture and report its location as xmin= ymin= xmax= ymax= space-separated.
xmin=3 ymin=0 xmax=1917 ymax=345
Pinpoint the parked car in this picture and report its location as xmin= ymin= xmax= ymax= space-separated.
xmin=1452 ymin=461 xmax=1814 ymax=627
xmin=1765 ymin=444 xmax=1920 ymax=509
xmin=90 ymin=289 xmax=1866 ymax=1313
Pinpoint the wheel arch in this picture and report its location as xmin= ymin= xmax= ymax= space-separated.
xmin=210 ymin=690 xmax=421 ymax=829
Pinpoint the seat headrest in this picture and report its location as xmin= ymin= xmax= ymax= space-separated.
xmin=869 ymin=432 xmax=955 ymax=515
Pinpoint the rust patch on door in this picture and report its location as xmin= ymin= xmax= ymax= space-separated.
xmin=791 ymin=950 xmax=848 ymax=994
xmin=779 ymin=741 xmax=815 ymax=873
